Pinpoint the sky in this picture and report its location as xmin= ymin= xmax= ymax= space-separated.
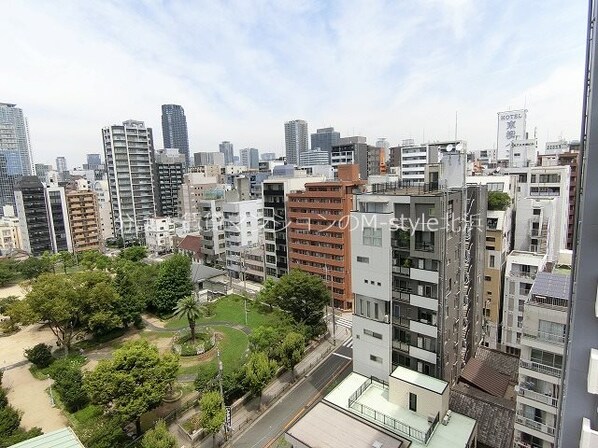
xmin=0 ymin=0 xmax=588 ymax=168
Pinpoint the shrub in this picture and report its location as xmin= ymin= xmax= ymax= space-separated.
xmin=488 ymin=191 xmax=511 ymax=211
xmin=24 ymin=343 xmax=54 ymax=368
xmin=53 ymin=366 xmax=89 ymax=412
xmin=0 ymin=405 xmax=21 ymax=439
xmin=0 ymin=388 xmax=7 ymax=409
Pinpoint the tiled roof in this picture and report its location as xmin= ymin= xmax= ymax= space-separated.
xmin=191 ymin=263 xmax=225 ymax=283
xmin=450 ymin=385 xmax=514 ymax=448
xmin=474 ymin=347 xmax=520 ymax=383
xmin=460 ymin=358 xmax=510 ymax=398
xmin=178 ymin=235 xmax=202 ymax=252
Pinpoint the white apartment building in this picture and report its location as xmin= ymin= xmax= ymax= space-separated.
xmin=544 ymin=139 xmax=569 ymax=156
xmin=223 ymin=199 xmax=264 ymax=281
xmin=0 ymin=215 xmax=22 ymax=254
xmin=506 ymin=165 xmax=570 ymax=264
xmin=399 ymin=144 xmax=433 ymax=182
xmin=509 ymin=138 xmax=538 ymax=168
xmin=144 ymin=216 xmax=176 ymax=254
xmin=199 ymin=199 xmax=225 ymax=265
xmin=178 ymin=173 xmax=222 ymax=223
xmin=515 ymin=271 xmax=570 ymax=448
xmin=102 ymin=120 xmax=156 ymax=242
xmin=502 ymin=251 xmax=547 ymax=355
xmin=91 ymin=180 xmax=114 ymax=241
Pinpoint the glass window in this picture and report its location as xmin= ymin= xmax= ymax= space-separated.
xmin=363 ymin=227 xmax=382 ymax=247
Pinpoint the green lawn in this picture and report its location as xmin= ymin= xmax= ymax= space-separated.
xmin=178 ymin=325 xmax=249 ymax=376
xmin=165 ymin=294 xmax=286 ymax=330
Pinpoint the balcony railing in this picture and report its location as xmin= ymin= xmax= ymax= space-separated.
xmin=515 ymin=414 xmax=555 ymax=436
xmin=348 ymin=377 xmax=438 ymax=444
xmin=519 ymin=359 xmax=562 ymax=378
xmin=392 ymin=340 xmax=410 ymax=352
xmin=392 ymin=289 xmax=410 ymax=302
xmin=518 ymin=387 xmax=559 ymax=407
xmin=522 ymin=329 xmax=566 ymax=345
xmin=510 ymin=270 xmax=536 ymax=280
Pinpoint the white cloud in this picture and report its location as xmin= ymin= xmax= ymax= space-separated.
xmin=0 ymin=0 xmax=587 ymax=166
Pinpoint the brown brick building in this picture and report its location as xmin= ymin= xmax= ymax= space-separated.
xmin=66 ymin=187 xmax=102 ymax=252
xmin=287 ymin=165 xmax=364 ymax=310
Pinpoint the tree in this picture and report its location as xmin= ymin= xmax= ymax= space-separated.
xmin=41 ymin=251 xmax=60 ymax=274
xmin=53 ymin=366 xmax=88 ymax=412
xmin=260 ymin=270 xmax=330 ymax=337
xmin=278 ymin=332 xmax=305 ymax=380
xmin=488 ymin=191 xmax=511 ymax=211
xmin=24 ymin=343 xmax=54 ymax=368
xmin=0 ymin=265 xmax=15 ymax=287
xmin=58 ymin=251 xmax=76 ymax=274
xmin=84 ymin=340 xmax=179 ymax=436
xmin=17 ymin=257 xmax=51 ymax=279
xmin=11 ymin=271 xmax=124 ymax=353
xmin=194 ymin=364 xmax=218 ymax=394
xmin=256 ymin=277 xmax=277 ymax=310
xmin=0 ymin=297 xmax=18 ymax=315
xmin=80 ymin=250 xmax=111 ymax=271
xmin=0 ymin=406 xmax=21 ymax=439
xmin=243 ymin=351 xmax=277 ymax=407
xmin=248 ymin=326 xmax=282 ymax=359
xmin=153 ymin=254 xmax=193 ymax=315
xmin=199 ymin=391 xmax=225 ymax=446
xmin=113 ymin=262 xmax=158 ymax=327
xmin=119 ymin=246 xmax=147 ymax=263
xmin=141 ymin=420 xmax=176 ymax=448
xmin=174 ymin=296 xmax=204 ymax=342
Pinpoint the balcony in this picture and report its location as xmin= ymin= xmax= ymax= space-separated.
xmin=522 ymin=329 xmax=566 ymax=345
xmin=515 ymin=414 xmax=555 ymax=437
xmin=391 ymin=288 xmax=410 ymax=302
xmin=510 ymin=270 xmax=537 ymax=280
xmin=517 ymin=386 xmax=559 ymax=407
xmin=392 ymin=265 xmax=410 ymax=276
xmin=392 ymin=340 xmax=409 ymax=352
xmin=519 ymin=359 xmax=562 ymax=378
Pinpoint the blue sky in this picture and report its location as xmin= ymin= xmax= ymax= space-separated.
xmin=0 ymin=0 xmax=587 ymax=167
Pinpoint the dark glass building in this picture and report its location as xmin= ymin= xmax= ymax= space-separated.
xmin=161 ymin=104 xmax=190 ymax=167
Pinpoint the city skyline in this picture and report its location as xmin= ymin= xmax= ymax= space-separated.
xmin=0 ymin=1 xmax=586 ymax=168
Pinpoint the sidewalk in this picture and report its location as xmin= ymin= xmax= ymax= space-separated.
xmin=188 ymin=324 xmax=351 ymax=447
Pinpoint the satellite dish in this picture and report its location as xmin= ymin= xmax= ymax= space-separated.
xmin=446 ymin=144 xmax=454 ymax=152
xmin=456 ymin=143 xmax=464 ymax=153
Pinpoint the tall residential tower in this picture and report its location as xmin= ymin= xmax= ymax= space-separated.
xmin=284 ymin=119 xmax=308 ymax=165
xmin=161 ymin=104 xmax=190 ymax=167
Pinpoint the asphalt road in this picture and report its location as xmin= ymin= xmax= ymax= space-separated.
xmin=232 ymin=338 xmax=354 ymax=448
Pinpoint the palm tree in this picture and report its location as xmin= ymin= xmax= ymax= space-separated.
xmin=174 ymin=296 xmax=204 ymax=343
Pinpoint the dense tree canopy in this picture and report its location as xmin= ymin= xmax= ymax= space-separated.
xmin=199 ymin=391 xmax=225 ymax=445
xmin=279 ymin=332 xmax=305 ymax=378
xmin=487 ymin=191 xmax=512 ymax=211
xmin=119 ymin=246 xmax=147 ymax=263
xmin=243 ymin=351 xmax=277 ymax=402
xmin=257 ymin=269 xmax=330 ymax=336
xmin=153 ymin=254 xmax=193 ymax=314
xmin=11 ymin=271 xmax=124 ymax=352
xmin=141 ymin=420 xmax=176 ymax=448
xmin=84 ymin=340 xmax=179 ymax=435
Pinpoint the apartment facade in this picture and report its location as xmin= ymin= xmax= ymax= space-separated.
xmin=240 ymin=148 xmax=259 ymax=170
xmin=0 ymin=215 xmax=23 ymax=254
xmin=557 ymin=149 xmax=579 ymax=250
xmin=194 ymin=151 xmax=225 ymax=167
xmin=262 ymin=172 xmax=325 ymax=278
xmin=502 ymin=251 xmax=547 ymax=355
xmin=223 ymin=199 xmax=264 ymax=281
xmin=199 ymin=199 xmax=225 ymax=265
xmin=155 ymin=149 xmax=185 ymax=217
xmin=284 ymin=119 xmax=308 ymax=165
xmin=350 ymin=184 xmax=473 ymax=385
xmin=515 ymin=271 xmax=570 ymax=448
xmin=0 ymin=102 xmax=34 ymax=176
xmin=91 ymin=179 xmax=114 ymax=241
xmin=299 ymin=148 xmax=330 ymax=166
xmin=65 ymin=186 xmax=102 ymax=253
xmin=178 ymin=174 xmax=222 ymax=226
xmin=219 ymin=141 xmax=234 ymax=165
xmin=144 ymin=216 xmax=176 ymax=254
xmin=102 ymin=120 xmax=156 ymax=242
xmin=331 ymin=142 xmax=383 ymax=179
xmin=287 ymin=165 xmax=364 ymax=310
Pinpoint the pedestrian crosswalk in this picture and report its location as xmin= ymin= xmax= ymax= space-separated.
xmin=335 ymin=316 xmax=352 ymax=329
xmin=342 ymin=337 xmax=353 ymax=348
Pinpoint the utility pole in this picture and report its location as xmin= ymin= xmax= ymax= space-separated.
xmin=242 ymin=248 xmax=248 ymax=326
xmin=217 ymin=345 xmax=227 ymax=441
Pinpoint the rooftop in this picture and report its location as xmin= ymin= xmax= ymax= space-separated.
xmin=286 ymin=402 xmax=407 ymax=448
xmin=530 ymin=271 xmax=571 ymax=301
xmin=325 ymin=372 xmax=476 ymax=448
xmin=9 ymin=427 xmax=85 ymax=448
xmin=191 ymin=263 xmax=226 ymax=283
xmin=390 ymin=365 xmax=448 ymax=395
xmin=178 ymin=235 xmax=202 ymax=253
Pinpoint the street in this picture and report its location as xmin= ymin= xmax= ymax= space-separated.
xmin=232 ymin=338 xmax=354 ymax=448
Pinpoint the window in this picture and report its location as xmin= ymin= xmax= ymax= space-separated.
xmin=489 ymin=255 xmax=495 ymax=268
xmin=364 ymin=329 xmax=383 ymax=339
xmin=484 ymin=275 xmax=491 ymax=281
xmin=363 ymin=227 xmax=382 ymax=247
xmin=409 ymin=393 xmax=417 ymax=412
xmin=370 ymin=354 xmax=382 ymax=363
xmin=357 ymin=256 xmax=369 ymax=263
